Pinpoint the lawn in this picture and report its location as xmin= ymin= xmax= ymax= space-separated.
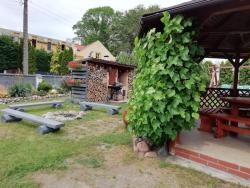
xmin=0 ymin=97 xmax=245 ymax=188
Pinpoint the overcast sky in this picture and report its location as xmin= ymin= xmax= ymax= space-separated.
xmin=0 ymin=0 xmax=189 ymax=41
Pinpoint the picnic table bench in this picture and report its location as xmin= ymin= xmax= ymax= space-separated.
xmin=80 ymin=101 xmax=121 ymax=115
xmin=1 ymin=108 xmax=64 ymax=134
xmin=9 ymin=100 xmax=63 ymax=111
xmin=210 ymin=113 xmax=250 ymax=138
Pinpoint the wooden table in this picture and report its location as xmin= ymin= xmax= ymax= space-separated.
xmin=220 ymin=97 xmax=250 ymax=136
xmin=221 ymin=97 xmax=250 ymax=116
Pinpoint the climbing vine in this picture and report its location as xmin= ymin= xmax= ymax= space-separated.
xmin=127 ymin=12 xmax=207 ymax=147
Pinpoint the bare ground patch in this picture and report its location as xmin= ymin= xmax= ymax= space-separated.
xmin=31 ymin=145 xmax=241 ymax=188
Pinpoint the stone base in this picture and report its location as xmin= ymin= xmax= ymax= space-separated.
xmin=37 ymin=125 xmax=59 ymax=134
xmin=1 ymin=114 xmax=22 ymax=122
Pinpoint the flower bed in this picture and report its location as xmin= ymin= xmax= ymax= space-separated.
xmin=68 ymin=61 xmax=85 ymax=70
xmin=64 ymin=78 xmax=85 ymax=86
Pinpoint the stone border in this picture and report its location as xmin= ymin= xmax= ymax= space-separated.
xmin=0 ymin=94 xmax=69 ymax=104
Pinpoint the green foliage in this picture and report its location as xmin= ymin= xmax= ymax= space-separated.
xmin=35 ymin=49 xmax=52 ymax=72
xmin=73 ymin=5 xmax=160 ymax=56
xmin=239 ymin=60 xmax=250 ymax=85
xmin=50 ymin=46 xmax=73 ymax=75
xmin=73 ymin=7 xmax=115 ymax=48
xmin=220 ymin=60 xmax=233 ymax=85
xmin=28 ymin=45 xmax=37 ymax=74
xmin=8 ymin=83 xmax=33 ymax=97
xmin=58 ymin=48 xmax=73 ymax=75
xmin=201 ymin=60 xmax=212 ymax=87
xmin=127 ymin=12 xmax=206 ymax=147
xmin=60 ymin=79 xmax=72 ymax=92
xmin=117 ymin=51 xmax=137 ymax=65
xmin=0 ymin=35 xmax=21 ymax=72
xmin=110 ymin=5 xmax=160 ymax=55
xmin=37 ymin=80 xmax=52 ymax=92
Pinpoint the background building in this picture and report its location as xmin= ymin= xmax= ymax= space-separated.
xmin=0 ymin=27 xmax=71 ymax=53
xmin=72 ymin=41 xmax=116 ymax=61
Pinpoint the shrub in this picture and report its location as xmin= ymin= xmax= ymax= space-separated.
xmin=127 ymin=12 xmax=207 ymax=147
xmin=36 ymin=90 xmax=47 ymax=96
xmin=60 ymin=79 xmax=72 ymax=93
xmin=0 ymin=85 xmax=8 ymax=98
xmin=8 ymin=83 xmax=33 ymax=97
xmin=37 ymin=80 xmax=52 ymax=92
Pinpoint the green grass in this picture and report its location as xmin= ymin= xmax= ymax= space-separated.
xmin=0 ymin=97 xmax=129 ymax=187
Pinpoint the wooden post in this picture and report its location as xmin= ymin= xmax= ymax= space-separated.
xmin=232 ymin=63 xmax=239 ymax=97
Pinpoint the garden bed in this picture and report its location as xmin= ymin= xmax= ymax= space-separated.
xmin=0 ymin=93 xmax=69 ymax=104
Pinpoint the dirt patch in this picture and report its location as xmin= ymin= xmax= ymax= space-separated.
xmin=64 ymin=117 xmax=123 ymax=140
xmin=31 ymin=146 xmax=240 ymax=188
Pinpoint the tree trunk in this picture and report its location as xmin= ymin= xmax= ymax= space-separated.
xmin=22 ymin=0 xmax=28 ymax=75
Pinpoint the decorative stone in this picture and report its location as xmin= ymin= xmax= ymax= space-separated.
xmin=42 ymin=111 xmax=85 ymax=122
xmin=132 ymin=137 xmax=139 ymax=152
xmin=136 ymin=141 xmax=150 ymax=152
xmin=144 ymin=151 xmax=157 ymax=158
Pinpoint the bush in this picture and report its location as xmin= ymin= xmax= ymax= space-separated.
xmin=36 ymin=90 xmax=47 ymax=96
xmin=127 ymin=12 xmax=207 ymax=147
xmin=60 ymin=79 xmax=72 ymax=93
xmin=0 ymin=85 xmax=8 ymax=98
xmin=37 ymin=80 xmax=52 ymax=92
xmin=8 ymin=83 xmax=33 ymax=97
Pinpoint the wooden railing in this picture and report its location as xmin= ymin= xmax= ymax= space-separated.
xmin=200 ymin=88 xmax=250 ymax=110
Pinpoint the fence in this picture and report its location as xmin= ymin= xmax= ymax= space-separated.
xmin=0 ymin=73 xmax=68 ymax=88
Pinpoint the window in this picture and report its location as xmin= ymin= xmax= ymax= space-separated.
xmin=96 ymin=52 xmax=100 ymax=59
xmin=47 ymin=42 xmax=51 ymax=51
xmin=31 ymin=39 xmax=36 ymax=48
xmin=61 ymin=44 xmax=65 ymax=50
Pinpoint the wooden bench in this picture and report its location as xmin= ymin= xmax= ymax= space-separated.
xmin=198 ymin=108 xmax=224 ymax=133
xmin=9 ymin=100 xmax=63 ymax=111
xmin=210 ymin=113 xmax=250 ymax=138
xmin=80 ymin=101 xmax=121 ymax=115
xmin=1 ymin=108 xmax=64 ymax=134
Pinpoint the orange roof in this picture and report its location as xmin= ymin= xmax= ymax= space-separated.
xmin=74 ymin=44 xmax=86 ymax=51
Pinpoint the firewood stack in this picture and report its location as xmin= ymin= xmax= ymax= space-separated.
xmin=86 ymin=64 xmax=108 ymax=102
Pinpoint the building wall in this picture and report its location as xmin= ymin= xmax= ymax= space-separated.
xmin=0 ymin=28 xmax=70 ymax=53
xmin=86 ymin=63 xmax=108 ymax=102
xmin=74 ymin=41 xmax=116 ymax=61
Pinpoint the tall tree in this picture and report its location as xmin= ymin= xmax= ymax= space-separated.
xmin=0 ymin=35 xmax=21 ymax=72
xmin=22 ymin=0 xmax=29 ymax=74
xmin=73 ymin=7 xmax=115 ymax=48
xmin=109 ymin=5 xmax=160 ymax=55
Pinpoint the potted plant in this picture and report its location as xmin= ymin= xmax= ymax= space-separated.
xmin=68 ymin=61 xmax=85 ymax=70
xmin=64 ymin=78 xmax=85 ymax=86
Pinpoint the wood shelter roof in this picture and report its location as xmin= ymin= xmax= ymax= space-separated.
xmin=139 ymin=0 xmax=250 ymax=59
xmin=79 ymin=58 xmax=136 ymax=70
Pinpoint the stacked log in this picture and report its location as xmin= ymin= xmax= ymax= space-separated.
xmin=86 ymin=64 xmax=108 ymax=102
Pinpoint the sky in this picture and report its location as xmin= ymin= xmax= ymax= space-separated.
xmin=0 ymin=0 xmax=189 ymax=41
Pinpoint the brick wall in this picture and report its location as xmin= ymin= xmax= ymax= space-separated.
xmin=174 ymin=146 xmax=250 ymax=180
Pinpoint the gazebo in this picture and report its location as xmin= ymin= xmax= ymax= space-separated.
xmin=138 ymin=0 xmax=250 ymax=180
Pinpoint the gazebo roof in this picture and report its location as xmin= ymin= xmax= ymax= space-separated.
xmin=139 ymin=0 xmax=250 ymax=59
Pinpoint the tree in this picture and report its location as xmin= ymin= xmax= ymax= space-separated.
xmin=110 ymin=5 xmax=160 ymax=54
xmin=35 ymin=49 xmax=51 ymax=73
xmin=58 ymin=47 xmax=73 ymax=75
xmin=28 ymin=45 xmax=37 ymax=74
xmin=116 ymin=51 xmax=137 ymax=65
xmin=239 ymin=60 xmax=250 ymax=85
xmin=50 ymin=46 xmax=62 ymax=75
xmin=220 ymin=60 xmax=233 ymax=85
xmin=0 ymin=35 xmax=21 ymax=72
xmin=50 ymin=46 xmax=73 ymax=75
xmin=73 ymin=7 xmax=115 ymax=48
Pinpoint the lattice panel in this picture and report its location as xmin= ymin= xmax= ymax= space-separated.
xmin=200 ymin=88 xmax=231 ymax=110
xmin=238 ymin=89 xmax=250 ymax=97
